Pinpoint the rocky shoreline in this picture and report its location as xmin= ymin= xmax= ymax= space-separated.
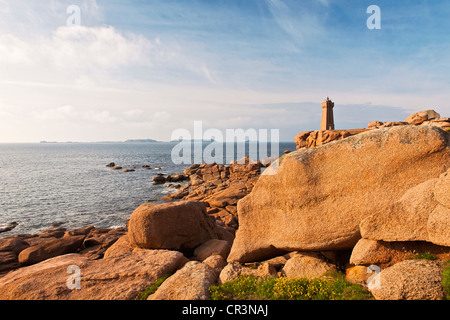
xmin=0 ymin=110 xmax=449 ymax=300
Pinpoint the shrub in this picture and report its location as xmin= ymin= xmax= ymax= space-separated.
xmin=443 ymin=261 xmax=450 ymax=300
xmin=136 ymin=274 xmax=170 ymax=300
xmin=209 ymin=273 xmax=373 ymax=300
xmin=412 ymin=252 xmax=437 ymax=261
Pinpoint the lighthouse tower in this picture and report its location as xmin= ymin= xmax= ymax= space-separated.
xmin=320 ymin=97 xmax=335 ymax=131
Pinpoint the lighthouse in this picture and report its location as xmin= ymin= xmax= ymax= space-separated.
xmin=320 ymin=97 xmax=335 ymax=131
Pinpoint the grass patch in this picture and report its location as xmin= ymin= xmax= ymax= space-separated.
xmin=209 ymin=273 xmax=373 ymax=300
xmin=136 ymin=274 xmax=170 ymax=300
xmin=411 ymin=252 xmax=437 ymax=261
xmin=443 ymin=261 xmax=450 ymax=300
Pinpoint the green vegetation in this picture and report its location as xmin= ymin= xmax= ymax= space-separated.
xmin=209 ymin=273 xmax=373 ymax=300
xmin=411 ymin=252 xmax=438 ymax=261
xmin=443 ymin=261 xmax=450 ymax=300
xmin=136 ymin=274 xmax=170 ymax=300
xmin=445 ymin=128 xmax=450 ymax=132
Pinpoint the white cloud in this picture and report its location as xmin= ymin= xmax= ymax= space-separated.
xmin=47 ymin=26 xmax=153 ymax=70
xmin=84 ymin=110 xmax=117 ymax=124
xmin=31 ymin=105 xmax=77 ymax=121
xmin=200 ymin=66 xmax=218 ymax=85
xmin=0 ymin=25 xmax=154 ymax=78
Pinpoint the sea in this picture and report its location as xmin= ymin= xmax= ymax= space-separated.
xmin=0 ymin=141 xmax=296 ymax=236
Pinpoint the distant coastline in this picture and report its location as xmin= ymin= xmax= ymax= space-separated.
xmin=39 ymin=139 xmax=162 ymax=144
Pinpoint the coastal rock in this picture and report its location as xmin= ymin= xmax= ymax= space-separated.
xmin=0 ymin=251 xmax=20 ymax=274
xmin=127 ymin=201 xmax=219 ymax=252
xmin=228 ymin=126 xmax=450 ymax=263
xmin=64 ymin=226 xmax=95 ymax=237
xmin=0 ymin=237 xmax=30 ymax=254
xmin=295 ymin=110 xmax=446 ymax=150
xmin=405 ymin=109 xmax=440 ymax=125
xmin=0 ymin=250 xmax=186 ymax=300
xmin=164 ymin=161 xmax=262 ymax=220
xmin=80 ymin=227 xmax=127 ymax=259
xmin=427 ymin=204 xmax=450 ymax=247
xmin=37 ymin=227 xmax=66 ymax=238
xmin=202 ymin=255 xmax=227 ymax=275
xmin=0 ymin=222 xmax=18 ymax=233
xmin=193 ymin=239 xmax=231 ymax=261
xmin=281 ymin=252 xmax=336 ymax=279
xmin=434 ymin=169 xmax=450 ymax=208
xmin=295 ymin=129 xmax=369 ymax=150
xmin=148 ymin=261 xmax=217 ymax=300
xmin=349 ymin=238 xmax=450 ymax=267
xmin=218 ymin=261 xmax=277 ymax=284
xmin=103 ymin=234 xmax=135 ymax=258
xmin=205 ymin=185 xmax=247 ymax=208
xmin=360 ymin=171 xmax=450 ymax=246
xmin=152 ymin=174 xmax=166 ymax=184
xmin=0 ymin=237 xmax=30 ymax=273
xmin=18 ymin=235 xmax=85 ymax=265
xmin=421 ymin=118 xmax=450 ymax=131
xmin=369 ymin=260 xmax=445 ymax=300
xmin=0 ymin=253 xmax=89 ymax=293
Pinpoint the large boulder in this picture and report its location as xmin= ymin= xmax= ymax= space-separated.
xmin=193 ymin=239 xmax=231 ymax=261
xmin=360 ymin=168 xmax=450 ymax=246
xmin=350 ymin=238 xmax=450 ymax=267
xmin=128 ymin=201 xmax=219 ymax=252
xmin=228 ymin=126 xmax=450 ymax=262
xmin=405 ymin=109 xmax=440 ymax=125
xmin=148 ymin=261 xmax=217 ymax=300
xmin=369 ymin=260 xmax=445 ymax=300
xmin=103 ymin=235 xmax=134 ymax=258
xmin=281 ymin=252 xmax=336 ymax=279
xmin=0 ymin=250 xmax=186 ymax=300
xmin=18 ymin=235 xmax=85 ymax=265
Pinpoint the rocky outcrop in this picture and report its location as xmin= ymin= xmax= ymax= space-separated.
xmin=162 ymin=158 xmax=265 ymax=231
xmin=218 ymin=261 xmax=277 ymax=284
xmin=295 ymin=109 xmax=450 ymax=150
xmin=281 ymin=252 xmax=336 ymax=279
xmin=127 ymin=201 xmax=219 ymax=252
xmin=0 ymin=226 xmax=127 ymax=275
xmin=404 ymin=110 xmax=441 ymax=125
xmin=295 ymin=129 xmax=369 ymax=149
xmin=360 ymin=168 xmax=450 ymax=246
xmin=228 ymin=126 xmax=450 ymax=263
xmin=148 ymin=261 xmax=217 ymax=300
xmin=103 ymin=235 xmax=134 ymax=258
xmin=0 ymin=250 xmax=186 ymax=300
xmin=18 ymin=235 xmax=85 ymax=265
xmin=350 ymin=238 xmax=450 ymax=268
xmin=152 ymin=173 xmax=187 ymax=185
xmin=0 ymin=222 xmax=18 ymax=234
xmin=193 ymin=239 xmax=231 ymax=262
xmin=368 ymin=260 xmax=446 ymax=300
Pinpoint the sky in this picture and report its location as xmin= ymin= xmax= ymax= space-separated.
xmin=0 ymin=0 xmax=449 ymax=142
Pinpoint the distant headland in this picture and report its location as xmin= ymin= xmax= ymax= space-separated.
xmin=40 ymin=139 xmax=162 ymax=144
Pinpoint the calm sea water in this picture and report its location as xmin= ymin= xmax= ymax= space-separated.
xmin=0 ymin=141 xmax=296 ymax=236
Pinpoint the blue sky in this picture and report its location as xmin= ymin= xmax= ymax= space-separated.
xmin=0 ymin=0 xmax=449 ymax=142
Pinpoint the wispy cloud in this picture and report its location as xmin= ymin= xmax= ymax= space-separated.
xmin=0 ymin=0 xmax=448 ymax=142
